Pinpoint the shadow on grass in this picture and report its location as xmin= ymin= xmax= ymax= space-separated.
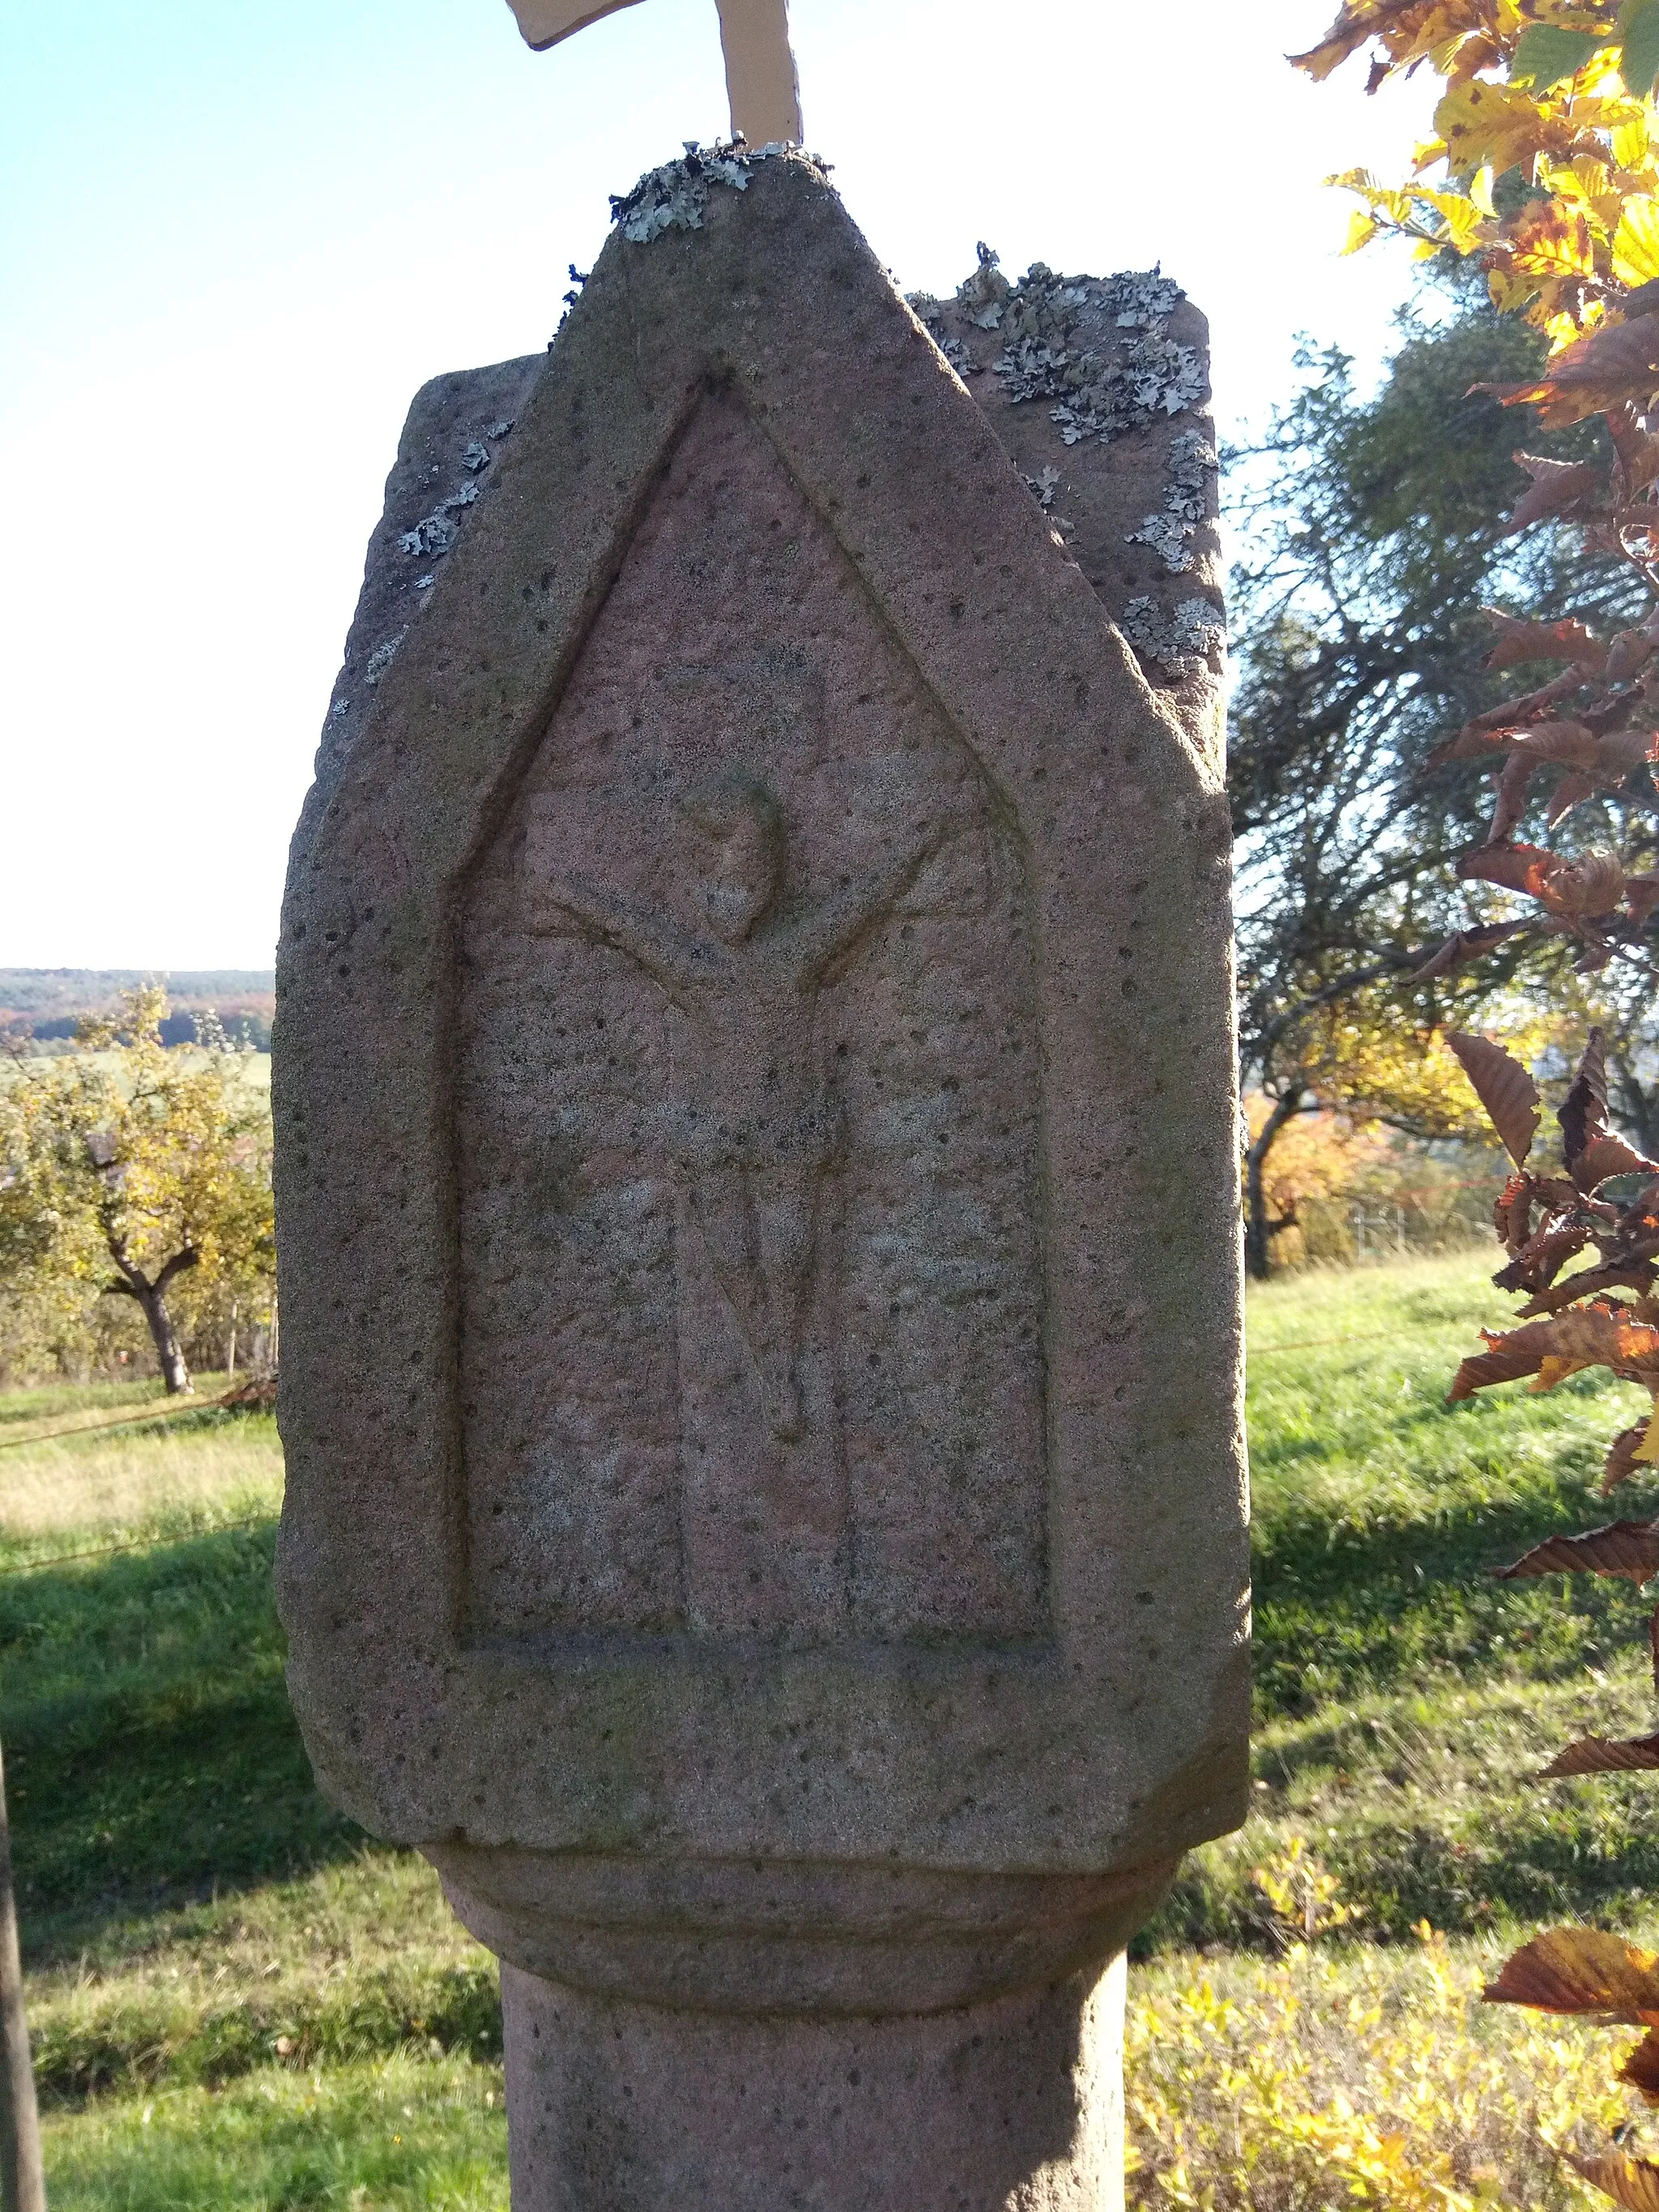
xmin=1253 ymin=1482 xmax=1657 ymax=1721
xmin=0 ymin=1522 xmax=365 ymax=1963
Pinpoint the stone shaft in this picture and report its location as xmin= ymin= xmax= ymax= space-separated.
xmin=501 ymin=1959 xmax=1126 ymax=2212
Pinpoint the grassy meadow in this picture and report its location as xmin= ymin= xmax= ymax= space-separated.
xmin=4 ymin=1250 xmax=1659 ymax=2206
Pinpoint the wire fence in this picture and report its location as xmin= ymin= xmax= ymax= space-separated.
xmin=0 ymin=1380 xmax=275 ymax=1456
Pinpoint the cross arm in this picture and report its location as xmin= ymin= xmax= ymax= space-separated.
xmin=505 ymin=0 xmax=646 ymax=52
xmin=503 ymin=0 xmax=802 ymax=147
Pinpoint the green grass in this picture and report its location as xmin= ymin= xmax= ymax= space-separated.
xmin=1145 ymin=1251 xmax=1659 ymax=1952
xmin=41 ymin=2056 xmax=505 ymax=2211
xmin=5 ymin=1246 xmax=1658 ymax=2200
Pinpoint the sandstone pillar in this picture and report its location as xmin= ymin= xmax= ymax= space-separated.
xmin=275 ymin=147 xmax=1248 ymax=2210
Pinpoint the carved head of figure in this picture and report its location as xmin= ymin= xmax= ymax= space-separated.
xmin=682 ymin=771 xmax=785 ymax=944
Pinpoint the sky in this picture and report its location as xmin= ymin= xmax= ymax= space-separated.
xmin=0 ymin=0 xmax=1442 ymax=970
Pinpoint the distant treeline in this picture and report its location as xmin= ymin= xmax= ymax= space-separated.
xmin=0 ymin=969 xmax=274 ymax=1052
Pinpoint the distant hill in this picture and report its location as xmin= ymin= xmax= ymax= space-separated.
xmin=0 ymin=970 xmax=275 ymax=1051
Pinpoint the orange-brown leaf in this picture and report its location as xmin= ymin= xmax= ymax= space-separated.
xmin=1429 ymin=722 xmax=1508 ymax=767
xmin=1411 ymin=920 xmax=1529 ymax=980
xmin=1545 ymin=852 xmax=1629 ymax=918
xmin=1565 ymin=2149 xmax=1659 ymax=2210
xmin=1611 ymin=411 xmax=1659 ymax=498
xmin=1474 ymin=313 xmax=1659 ymax=430
xmin=1518 ymin=1264 xmax=1659 ymax=1319
xmin=1495 ymin=1173 xmax=1530 ymax=1251
xmin=1493 ymin=1518 xmax=1659 ymax=1583
xmin=1495 ymin=1221 xmax=1590 ymax=1295
xmin=1542 ymin=1732 xmax=1659 ymax=1777
xmin=1456 ymin=840 xmax=1557 ymax=896
xmin=1446 ymin=1031 xmax=1541 ymax=1167
xmin=1503 ymin=452 xmax=1603 ymax=535
xmin=1483 ymin=1925 xmax=1659 ymax=2022
xmin=1510 ymin=718 xmax=1601 ymax=766
xmin=1604 ymin=1421 xmax=1655 ymax=1495
xmin=1562 ymin=1028 xmax=1612 ymax=1183
xmin=1546 ymin=769 xmax=1598 ymax=827
xmin=1451 ymin=1329 xmax=1550 ymax=1397
xmin=1578 ymin=1132 xmax=1659 ymax=1188
xmin=1484 ymin=611 xmax=1606 ymax=671
xmin=1621 ymin=2028 xmax=1659 ymax=2107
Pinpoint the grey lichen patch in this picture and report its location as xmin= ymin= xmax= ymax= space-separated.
xmin=956 ymin=242 xmax=1011 ymax=330
xmin=399 ymin=512 xmax=455 ymax=559
xmin=610 ymin=142 xmax=829 ymax=245
xmin=957 ymin=253 xmax=1203 ymax=447
xmin=1127 ymin=428 xmax=1218 ymax=575
xmin=364 ymin=629 xmax=408 ymax=688
xmin=398 ymin=477 xmax=481 ymax=560
xmin=1023 ymin=466 xmax=1060 ymax=512
xmin=1120 ymin=595 xmax=1226 ymax=673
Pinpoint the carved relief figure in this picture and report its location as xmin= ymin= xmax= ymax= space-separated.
xmin=527 ymin=771 xmax=958 ymax=1443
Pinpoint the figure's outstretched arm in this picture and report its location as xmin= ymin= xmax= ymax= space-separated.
xmin=795 ymin=811 xmax=962 ymax=982
xmin=527 ymin=869 xmax=715 ymax=1000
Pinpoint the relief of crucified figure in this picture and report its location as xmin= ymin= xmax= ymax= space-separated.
xmin=526 ymin=772 xmax=959 ymax=1442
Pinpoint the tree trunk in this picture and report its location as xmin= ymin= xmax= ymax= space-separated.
xmin=1244 ymin=1089 xmax=1307 ymax=1283
xmin=135 ymin=1284 xmax=191 ymax=1396
xmin=1605 ymin=1040 xmax=1659 ymax=1160
xmin=0 ymin=1737 xmax=45 ymax=2212
xmin=104 ymin=1246 xmax=198 ymax=1396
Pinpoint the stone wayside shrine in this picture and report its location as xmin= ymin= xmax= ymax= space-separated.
xmin=274 ymin=135 xmax=1249 ymax=2211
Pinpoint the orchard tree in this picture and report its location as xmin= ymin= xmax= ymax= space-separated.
xmin=0 ymin=987 xmax=273 ymax=1392
xmin=1243 ymin=980 xmax=1542 ymax=1275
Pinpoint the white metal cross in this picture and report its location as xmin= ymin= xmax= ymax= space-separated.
xmin=505 ymin=0 xmax=803 ymax=150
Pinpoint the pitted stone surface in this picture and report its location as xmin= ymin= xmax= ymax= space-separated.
xmin=276 ymin=143 xmax=1246 ymax=1938
xmin=459 ymin=391 xmax=1045 ymax=1649
xmin=276 ymin=140 xmax=1247 ymax=2212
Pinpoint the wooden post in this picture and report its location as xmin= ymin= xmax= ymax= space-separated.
xmin=0 ymin=1737 xmax=45 ymax=2212
xmin=503 ymin=0 xmax=804 ymax=146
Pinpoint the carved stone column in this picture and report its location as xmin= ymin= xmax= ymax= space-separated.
xmin=275 ymin=147 xmax=1247 ymax=2210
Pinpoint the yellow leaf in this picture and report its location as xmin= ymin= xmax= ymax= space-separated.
xmin=1505 ymin=198 xmax=1599 ymax=276
xmin=1470 ymin=163 xmax=1498 ymax=214
xmin=1633 ymin=1404 xmax=1659 ymax=1460
xmin=1342 ymin=208 xmax=1380 ymax=254
xmin=1420 ymin=185 xmax=1487 ymax=249
xmin=1615 ymin=112 xmax=1654 ymax=168
xmin=1435 ymin=77 xmax=1575 ymax=177
xmin=1614 ymin=195 xmax=1659 ymax=282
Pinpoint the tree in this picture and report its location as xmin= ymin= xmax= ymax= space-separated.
xmin=1228 ymin=267 xmax=1647 ymax=1272
xmin=0 ymin=987 xmax=273 ymax=1393
xmin=1241 ymin=983 xmax=1543 ymax=1276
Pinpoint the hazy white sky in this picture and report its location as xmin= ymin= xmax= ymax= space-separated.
xmin=0 ymin=0 xmax=1438 ymax=968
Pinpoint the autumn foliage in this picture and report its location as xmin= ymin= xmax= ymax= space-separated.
xmin=1293 ymin=1 xmax=1659 ymax=2199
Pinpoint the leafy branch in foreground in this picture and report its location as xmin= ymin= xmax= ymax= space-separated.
xmin=1294 ymin=2 xmax=1659 ymax=2198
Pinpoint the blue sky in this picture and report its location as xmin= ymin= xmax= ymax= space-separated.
xmin=0 ymin=0 xmax=1438 ymax=967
